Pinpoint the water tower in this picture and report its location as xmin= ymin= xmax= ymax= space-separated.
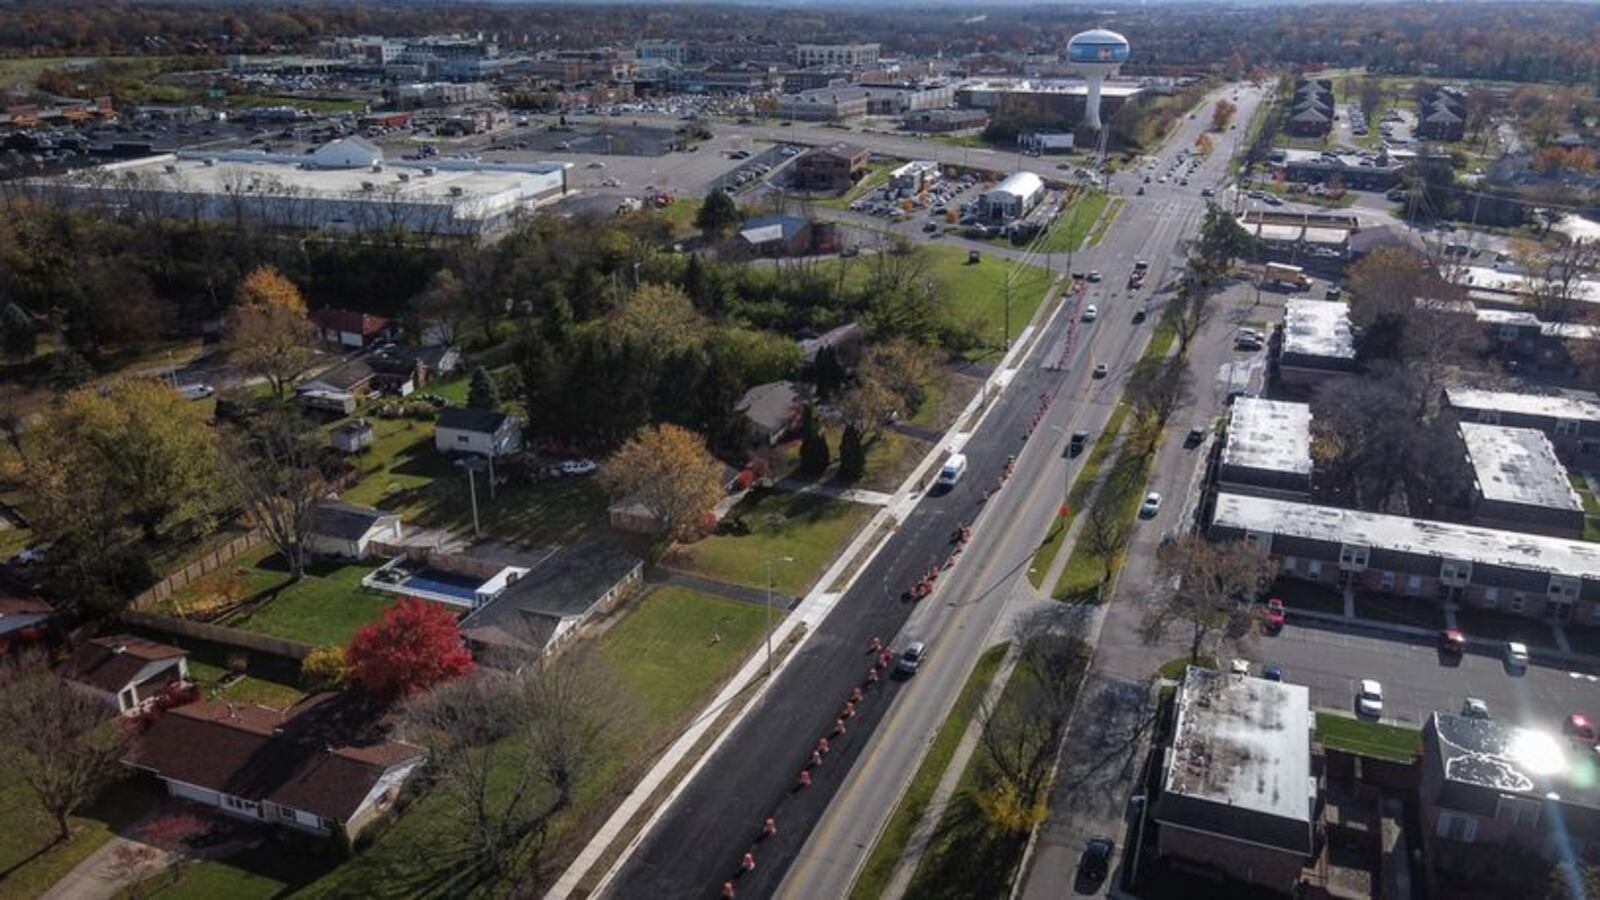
xmin=1066 ymin=28 xmax=1130 ymax=130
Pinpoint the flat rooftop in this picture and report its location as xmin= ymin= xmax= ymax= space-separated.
xmin=1459 ymin=422 xmax=1582 ymax=513
xmin=1213 ymin=491 xmax=1600 ymax=581
xmin=957 ymin=77 xmax=1144 ymax=97
xmin=1446 ymin=386 xmax=1600 ymax=424
xmin=1223 ymin=398 xmax=1313 ymax=476
xmin=1160 ymin=666 xmax=1314 ymax=854
xmin=1431 ymin=712 xmax=1600 ymax=811
xmin=1283 ymin=299 xmax=1355 ymax=361
xmin=1453 ymin=264 xmax=1600 ymax=306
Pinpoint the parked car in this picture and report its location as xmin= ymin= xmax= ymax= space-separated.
xmin=1566 ymin=714 xmax=1598 ymax=743
xmin=1461 ymin=698 xmax=1491 ymax=720
xmin=1264 ymin=597 xmax=1285 ymax=631
xmin=1230 ymin=658 xmax=1250 ymax=675
xmin=1505 ymin=641 xmax=1530 ymax=669
xmin=1139 ymin=492 xmax=1162 ymax=518
xmin=1263 ymin=664 xmax=1284 ymax=682
xmin=177 ymin=383 xmax=215 ymax=401
xmin=1093 ymin=363 xmax=1109 ymax=379
xmin=1357 ymin=679 xmax=1384 ymax=718
xmin=560 ymin=459 xmax=598 ymax=477
xmin=1185 ymin=423 xmax=1208 ymax=447
xmin=1078 ymin=837 xmax=1115 ymax=883
xmin=1440 ymin=629 xmax=1466 ymax=655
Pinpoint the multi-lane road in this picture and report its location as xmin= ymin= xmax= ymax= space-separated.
xmin=595 ymin=81 xmax=1267 ymax=899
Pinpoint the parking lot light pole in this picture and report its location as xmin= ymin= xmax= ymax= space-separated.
xmin=765 ymin=556 xmax=793 ymax=679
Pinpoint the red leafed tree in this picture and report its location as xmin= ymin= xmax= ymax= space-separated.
xmin=345 ymin=598 xmax=474 ymax=700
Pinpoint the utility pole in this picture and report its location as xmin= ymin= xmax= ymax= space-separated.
xmin=764 ymin=556 xmax=793 ymax=679
xmin=465 ymin=464 xmax=481 ymax=537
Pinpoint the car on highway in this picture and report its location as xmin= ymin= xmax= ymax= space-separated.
xmin=896 ymin=641 xmax=927 ymax=677
xmin=1093 ymin=363 xmax=1109 ymax=379
xmin=1082 ymin=304 xmax=1098 ymax=322
xmin=1139 ymin=492 xmax=1162 ymax=518
xmin=1264 ymin=597 xmax=1286 ymax=631
xmin=1185 ymin=423 xmax=1208 ymax=447
xmin=1461 ymin=698 xmax=1491 ymax=720
xmin=1200 ymin=187 xmax=1215 ymax=197
xmin=1357 ymin=679 xmax=1384 ymax=718
xmin=935 ymin=453 xmax=968 ymax=491
xmin=1505 ymin=641 xmax=1530 ymax=670
xmin=1086 ymin=271 xmax=1102 ymax=282
xmin=1078 ymin=837 xmax=1115 ymax=884
xmin=586 ymin=161 xmax=606 ymax=169
xmin=1263 ymin=664 xmax=1284 ymax=682
xmin=1132 ymin=306 xmax=1147 ymax=322
xmin=1230 ymin=658 xmax=1250 ymax=675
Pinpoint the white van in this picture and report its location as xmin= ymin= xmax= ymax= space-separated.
xmin=935 ymin=453 xmax=968 ymax=491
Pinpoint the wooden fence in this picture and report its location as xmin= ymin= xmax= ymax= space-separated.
xmin=121 ymin=609 xmax=314 ymax=661
xmin=129 ymin=529 xmax=266 ymax=610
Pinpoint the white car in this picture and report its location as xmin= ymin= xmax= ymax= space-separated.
xmin=1505 ymin=641 xmax=1530 ymax=668
xmin=177 ymin=383 xmax=215 ymax=401
xmin=560 ymin=459 xmax=598 ymax=477
xmin=1139 ymin=492 xmax=1162 ymax=518
xmin=1082 ymin=304 xmax=1099 ymax=322
xmin=1357 ymin=679 xmax=1384 ymax=718
xmin=1230 ymin=658 xmax=1250 ymax=676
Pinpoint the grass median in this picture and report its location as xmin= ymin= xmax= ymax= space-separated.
xmin=850 ymin=643 xmax=1009 ymax=900
xmin=1026 ymin=402 xmax=1130 ymax=590
xmin=1315 ymin=713 xmax=1421 ymax=762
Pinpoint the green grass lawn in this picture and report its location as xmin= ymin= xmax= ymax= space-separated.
xmin=291 ymin=586 xmax=768 ymax=897
xmin=1157 ymin=655 xmax=1219 ymax=680
xmin=851 ymin=644 xmax=1008 ymax=900
xmin=1027 ymin=402 xmax=1131 ymax=591
xmin=160 ymin=546 xmax=394 ymax=648
xmin=1084 ymin=198 xmax=1124 ymax=248
xmin=669 ymin=488 xmax=875 ymax=596
xmin=1315 ymin=713 xmax=1421 ymax=762
xmin=339 ymin=423 xmax=607 ymax=546
xmin=659 ymin=198 xmax=703 ymax=236
xmin=137 ymin=843 xmax=315 ymax=900
xmin=1038 ymin=191 xmax=1109 ymax=254
xmin=1571 ymin=473 xmax=1600 ymax=515
xmin=186 ymin=659 xmax=306 ymax=710
xmin=0 ymin=778 xmax=156 ymax=900
xmin=904 ymin=647 xmax=1084 ymax=899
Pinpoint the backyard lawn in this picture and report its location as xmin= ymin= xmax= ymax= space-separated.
xmin=668 ymin=489 xmax=875 ymax=597
xmin=338 ymin=422 xmax=607 ymax=546
xmin=1315 ymin=713 xmax=1421 ymax=762
xmin=0 ymin=778 xmax=156 ymax=900
xmin=160 ymin=546 xmax=394 ymax=648
xmin=186 ymin=659 xmax=306 ymax=710
xmin=285 ymin=585 xmax=769 ymax=897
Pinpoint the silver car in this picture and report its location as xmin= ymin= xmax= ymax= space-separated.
xmin=896 ymin=641 xmax=927 ymax=676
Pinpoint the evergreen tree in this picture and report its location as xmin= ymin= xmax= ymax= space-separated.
xmin=514 ymin=328 xmax=561 ymax=438
xmin=799 ymin=403 xmax=831 ymax=476
xmin=837 ymin=423 xmax=866 ymax=482
xmin=682 ymin=253 xmax=707 ymax=308
xmin=0 ymin=303 xmax=35 ymax=361
xmin=695 ymin=190 xmax=741 ymax=238
xmin=812 ymin=345 xmax=847 ymax=401
xmin=467 ymin=364 xmax=500 ymax=410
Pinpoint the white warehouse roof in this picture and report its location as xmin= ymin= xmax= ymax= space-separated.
xmin=1459 ymin=422 xmax=1582 ymax=513
xmin=983 ymin=170 xmax=1043 ymax=201
xmin=1224 ymin=398 xmax=1313 ymax=476
xmin=1213 ymin=492 xmax=1600 ymax=581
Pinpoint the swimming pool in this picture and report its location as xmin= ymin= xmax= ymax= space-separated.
xmin=397 ymin=568 xmax=483 ymax=603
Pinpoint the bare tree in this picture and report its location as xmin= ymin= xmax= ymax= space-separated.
xmin=1142 ymin=536 xmax=1276 ymax=664
xmin=1080 ymin=492 xmax=1130 ymax=590
xmin=404 ymin=660 xmax=616 ymax=890
xmin=0 ymin=653 xmax=133 ymax=842
xmin=1171 ymin=281 xmax=1214 ymax=357
xmin=1126 ymin=358 xmax=1193 ymax=445
xmin=976 ymin=621 xmax=1089 ymax=831
xmin=221 ymin=407 xmax=330 ymax=581
xmin=1519 ymin=235 xmax=1600 ymax=324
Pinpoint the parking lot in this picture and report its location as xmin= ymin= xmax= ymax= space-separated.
xmin=1255 ymin=620 xmax=1600 ymax=736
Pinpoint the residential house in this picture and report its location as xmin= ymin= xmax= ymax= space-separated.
xmin=1417 ymin=87 xmax=1467 ymax=142
xmin=1277 ymin=299 xmax=1357 ymax=388
xmin=125 ymin=696 xmax=426 ymax=839
xmin=434 ymin=407 xmax=523 ymax=458
xmin=63 ymin=634 xmax=189 ymax=716
xmin=311 ymin=309 xmax=393 ymax=348
xmin=296 ymin=358 xmax=378 ymax=415
xmin=0 ymin=580 xmax=53 ymax=642
xmin=1285 ymin=77 xmax=1334 ymax=138
xmin=307 ymin=500 xmax=403 ymax=559
xmin=1420 ymin=711 xmax=1600 ymax=890
xmin=1219 ymin=398 xmax=1314 ymax=499
xmin=1210 ymin=491 xmax=1600 ymax=626
xmin=1444 ymin=387 xmax=1600 ymax=462
xmin=460 ymin=540 xmax=643 ymax=662
xmin=330 ymin=418 xmax=374 ymax=454
xmin=793 ymin=142 xmax=869 ymax=191
xmin=738 ymin=381 xmax=806 ymax=445
xmin=735 ymin=215 xmax=814 ymax=257
xmin=1156 ymin=666 xmax=1316 ymax=892
xmin=1459 ymin=422 xmax=1585 ymax=538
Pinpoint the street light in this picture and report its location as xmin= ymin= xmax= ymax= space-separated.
xmin=764 ymin=555 xmax=793 ymax=680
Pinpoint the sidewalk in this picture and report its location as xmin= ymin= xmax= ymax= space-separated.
xmin=773 ymin=477 xmax=895 ymax=507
